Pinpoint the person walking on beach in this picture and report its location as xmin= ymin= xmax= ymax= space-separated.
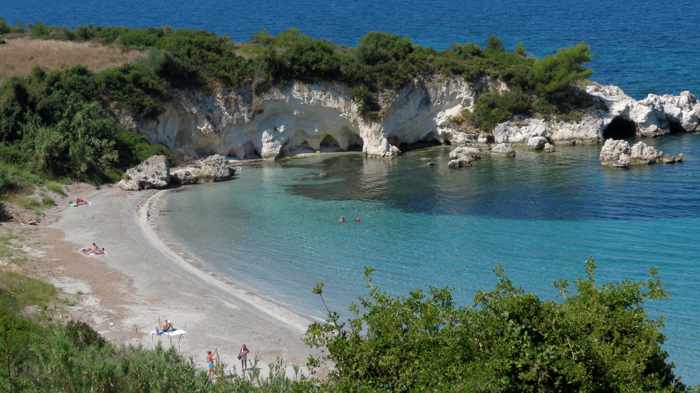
xmin=238 ymin=344 xmax=250 ymax=372
xmin=207 ymin=351 xmax=215 ymax=380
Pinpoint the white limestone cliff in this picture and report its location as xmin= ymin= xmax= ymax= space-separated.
xmin=117 ymin=77 xmax=700 ymax=161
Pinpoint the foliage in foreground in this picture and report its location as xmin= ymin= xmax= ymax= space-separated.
xmin=306 ymin=260 xmax=686 ymax=393
xmin=0 ymin=229 xmax=692 ymax=392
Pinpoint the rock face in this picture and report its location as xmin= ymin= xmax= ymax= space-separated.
xmin=121 ymin=77 xmax=492 ymax=161
xmin=599 ymin=139 xmax=683 ymax=168
xmin=490 ymin=143 xmax=516 ymax=157
xmin=115 ymin=75 xmax=700 ymax=161
xmin=171 ymin=154 xmax=237 ymax=185
xmin=118 ymin=155 xmax=170 ymax=191
xmin=448 ymin=146 xmax=481 ymax=169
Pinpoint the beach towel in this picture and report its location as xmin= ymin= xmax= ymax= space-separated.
xmin=79 ymin=248 xmax=106 ymax=257
xmin=69 ymin=201 xmax=92 ymax=208
xmin=151 ymin=329 xmax=187 ymax=337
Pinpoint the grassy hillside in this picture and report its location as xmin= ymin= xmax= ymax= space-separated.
xmin=0 ymin=38 xmax=142 ymax=79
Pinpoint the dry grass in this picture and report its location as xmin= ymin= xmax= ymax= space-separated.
xmin=0 ymin=38 xmax=143 ymax=78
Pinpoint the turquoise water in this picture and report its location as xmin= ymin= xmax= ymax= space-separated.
xmin=3 ymin=0 xmax=700 ymax=98
xmin=162 ymin=134 xmax=700 ymax=384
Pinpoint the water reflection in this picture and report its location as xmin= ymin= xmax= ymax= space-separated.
xmin=286 ymin=134 xmax=700 ymax=220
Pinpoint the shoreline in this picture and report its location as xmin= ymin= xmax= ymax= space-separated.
xmin=45 ymin=185 xmax=314 ymax=374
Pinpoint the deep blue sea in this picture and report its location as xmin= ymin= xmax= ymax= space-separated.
xmin=2 ymin=0 xmax=700 ymax=98
xmin=5 ymin=0 xmax=699 ymax=383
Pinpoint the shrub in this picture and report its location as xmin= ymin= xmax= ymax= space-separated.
xmin=467 ymin=89 xmax=532 ymax=131
xmin=29 ymin=22 xmax=50 ymax=38
xmin=0 ymin=17 xmax=10 ymax=34
xmin=306 ymin=261 xmax=685 ymax=392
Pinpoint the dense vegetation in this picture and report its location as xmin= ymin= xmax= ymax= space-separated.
xmin=0 ymin=18 xmax=596 ymax=191
xmin=1 ymin=252 xmax=694 ymax=392
xmin=307 ymin=261 xmax=687 ymax=392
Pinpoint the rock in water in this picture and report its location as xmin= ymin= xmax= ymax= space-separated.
xmin=490 ymin=143 xmax=516 ymax=157
xmin=630 ymin=141 xmax=663 ymax=164
xmin=600 ymin=139 xmax=683 ymax=168
xmin=448 ymin=146 xmax=481 ymax=169
xmin=528 ymin=136 xmax=548 ymax=150
xmin=118 ymin=155 xmax=170 ymax=191
xmin=544 ymin=143 xmax=556 ymax=153
xmin=599 ymin=139 xmax=632 ymax=167
xmin=171 ymin=154 xmax=237 ymax=185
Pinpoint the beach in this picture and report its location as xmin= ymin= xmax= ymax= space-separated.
xmin=36 ymin=185 xmax=314 ymax=375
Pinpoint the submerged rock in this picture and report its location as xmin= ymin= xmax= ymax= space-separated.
xmin=118 ymin=155 xmax=170 ymax=191
xmin=544 ymin=143 xmax=556 ymax=153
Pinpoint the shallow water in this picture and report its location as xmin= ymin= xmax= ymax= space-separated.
xmin=3 ymin=0 xmax=700 ymax=98
xmin=161 ymin=134 xmax=700 ymax=383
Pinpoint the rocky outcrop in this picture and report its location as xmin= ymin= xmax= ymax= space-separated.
xmin=171 ymin=154 xmax=237 ymax=185
xmin=599 ymin=139 xmax=684 ymax=168
xmin=116 ymin=75 xmax=699 ymax=161
xmin=123 ymin=76 xmax=492 ymax=161
xmin=448 ymin=146 xmax=481 ymax=169
xmin=490 ymin=143 xmax=516 ymax=157
xmin=119 ymin=155 xmax=237 ymax=190
xmin=527 ymin=136 xmax=548 ymax=150
xmin=118 ymin=155 xmax=170 ymax=191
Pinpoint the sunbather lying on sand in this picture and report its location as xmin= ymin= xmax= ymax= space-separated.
xmin=70 ymin=197 xmax=89 ymax=207
xmin=81 ymin=242 xmax=105 ymax=256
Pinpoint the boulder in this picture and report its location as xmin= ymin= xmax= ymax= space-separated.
xmin=449 ymin=146 xmax=481 ymax=160
xmin=118 ymin=155 xmax=170 ymax=191
xmin=171 ymin=154 xmax=237 ymax=185
xmin=448 ymin=146 xmax=481 ymax=169
xmin=544 ymin=143 xmax=556 ymax=153
xmin=630 ymin=141 xmax=663 ymax=164
xmin=528 ymin=136 xmax=548 ymax=150
xmin=599 ymin=139 xmax=632 ymax=168
xmin=600 ymin=139 xmax=683 ymax=168
xmin=490 ymin=143 xmax=516 ymax=157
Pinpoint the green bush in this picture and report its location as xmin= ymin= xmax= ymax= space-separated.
xmin=467 ymin=89 xmax=532 ymax=131
xmin=29 ymin=22 xmax=50 ymax=38
xmin=306 ymin=261 xmax=686 ymax=393
xmin=0 ymin=17 xmax=10 ymax=34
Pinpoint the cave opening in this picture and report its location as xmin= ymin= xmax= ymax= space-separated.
xmin=602 ymin=117 xmax=637 ymax=140
xmin=668 ymin=118 xmax=686 ymax=134
xmin=346 ymin=134 xmax=364 ymax=151
xmin=320 ymin=134 xmax=341 ymax=152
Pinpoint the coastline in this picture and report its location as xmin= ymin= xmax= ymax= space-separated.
xmin=45 ymin=185 xmax=314 ymax=374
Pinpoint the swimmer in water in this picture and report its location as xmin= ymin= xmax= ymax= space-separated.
xmin=353 ymin=216 xmax=361 ymax=224
xmin=339 ymin=216 xmax=347 ymax=224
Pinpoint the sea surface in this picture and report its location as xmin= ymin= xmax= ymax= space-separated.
xmin=5 ymin=0 xmax=699 ymax=383
xmin=2 ymin=0 xmax=700 ymax=98
xmin=161 ymin=135 xmax=700 ymax=384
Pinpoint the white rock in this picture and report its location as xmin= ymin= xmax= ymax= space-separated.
xmin=171 ymin=154 xmax=236 ymax=185
xmin=544 ymin=143 xmax=556 ymax=153
xmin=490 ymin=143 xmax=516 ymax=157
xmin=528 ymin=136 xmax=548 ymax=150
xmin=118 ymin=155 xmax=170 ymax=191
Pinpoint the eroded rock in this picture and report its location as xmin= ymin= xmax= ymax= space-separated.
xmin=171 ymin=154 xmax=237 ymax=185
xmin=600 ymin=139 xmax=683 ymax=168
xmin=118 ymin=155 xmax=170 ymax=191
xmin=490 ymin=143 xmax=516 ymax=157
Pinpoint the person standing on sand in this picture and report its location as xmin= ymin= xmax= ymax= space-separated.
xmin=207 ymin=351 xmax=215 ymax=380
xmin=238 ymin=344 xmax=250 ymax=372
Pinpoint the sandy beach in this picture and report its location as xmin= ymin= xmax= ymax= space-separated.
xmin=36 ymin=185 xmax=314 ymax=375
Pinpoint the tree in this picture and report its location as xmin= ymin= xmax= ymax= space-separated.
xmin=532 ymin=43 xmax=592 ymax=100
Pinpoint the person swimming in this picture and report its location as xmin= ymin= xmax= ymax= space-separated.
xmin=338 ymin=216 xmax=347 ymax=224
xmin=353 ymin=216 xmax=361 ymax=223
